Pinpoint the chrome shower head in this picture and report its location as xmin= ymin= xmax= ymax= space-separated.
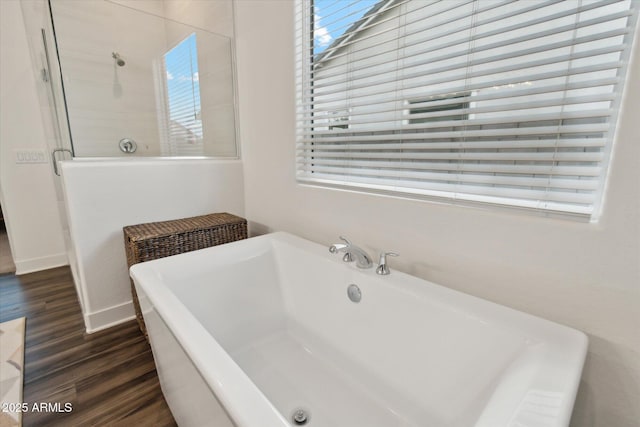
xmin=112 ymin=52 xmax=125 ymax=67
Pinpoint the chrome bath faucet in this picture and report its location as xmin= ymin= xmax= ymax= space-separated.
xmin=329 ymin=236 xmax=373 ymax=269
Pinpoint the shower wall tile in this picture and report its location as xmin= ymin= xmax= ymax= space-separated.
xmin=61 ymin=77 xmax=158 ymax=112
xmin=163 ymin=0 xmax=234 ymax=38
xmin=68 ymin=108 xmax=161 ymax=157
xmin=198 ymin=37 xmax=235 ymax=105
xmin=106 ymin=0 xmax=166 ymax=17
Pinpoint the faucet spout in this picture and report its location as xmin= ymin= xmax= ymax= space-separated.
xmin=348 ymin=245 xmax=373 ymax=269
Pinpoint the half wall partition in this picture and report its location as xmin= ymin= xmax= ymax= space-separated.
xmin=17 ymin=0 xmax=243 ymax=332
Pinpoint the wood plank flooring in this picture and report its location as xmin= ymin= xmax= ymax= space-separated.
xmin=0 ymin=267 xmax=177 ymax=426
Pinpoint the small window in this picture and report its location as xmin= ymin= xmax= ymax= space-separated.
xmin=408 ymin=94 xmax=470 ymax=124
xmin=328 ymin=110 xmax=350 ymax=130
xmin=164 ymin=33 xmax=202 ymax=153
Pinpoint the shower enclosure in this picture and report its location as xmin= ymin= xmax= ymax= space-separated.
xmin=21 ymin=0 xmax=238 ymax=161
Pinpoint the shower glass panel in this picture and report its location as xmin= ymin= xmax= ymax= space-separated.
xmin=50 ymin=0 xmax=237 ymax=158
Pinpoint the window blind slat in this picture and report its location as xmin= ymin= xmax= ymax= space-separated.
xmin=297 ymin=159 xmax=602 ymax=177
xmin=299 ymin=175 xmax=594 ymax=205
xmin=298 ymin=95 xmax=615 ymax=129
xmin=299 ymin=122 xmax=610 ymax=143
xmin=296 ymin=150 xmax=603 ymax=162
xmin=298 ymin=138 xmax=606 ymax=151
xmin=304 ymin=166 xmax=599 ymax=191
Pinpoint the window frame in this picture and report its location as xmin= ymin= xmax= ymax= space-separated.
xmin=295 ymin=0 xmax=639 ymax=221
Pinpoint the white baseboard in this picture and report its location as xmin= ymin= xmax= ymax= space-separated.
xmin=14 ymin=253 xmax=69 ymax=275
xmin=84 ymin=300 xmax=136 ymax=334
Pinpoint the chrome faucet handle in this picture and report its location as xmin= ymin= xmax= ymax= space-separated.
xmin=329 ymin=236 xmax=355 ymax=262
xmin=329 ymin=237 xmax=347 ymax=253
xmin=376 ymin=251 xmax=399 ymax=275
xmin=329 ymin=236 xmax=351 ymax=252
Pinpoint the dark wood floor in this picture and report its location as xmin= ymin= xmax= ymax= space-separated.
xmin=0 ymin=267 xmax=177 ymax=426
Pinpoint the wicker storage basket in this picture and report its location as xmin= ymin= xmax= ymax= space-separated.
xmin=123 ymin=212 xmax=248 ymax=339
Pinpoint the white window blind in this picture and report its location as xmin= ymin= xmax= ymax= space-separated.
xmin=295 ymin=0 xmax=638 ymax=219
xmin=164 ymin=33 xmax=203 ymax=155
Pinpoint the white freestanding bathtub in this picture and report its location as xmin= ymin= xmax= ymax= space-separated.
xmin=130 ymin=232 xmax=587 ymax=427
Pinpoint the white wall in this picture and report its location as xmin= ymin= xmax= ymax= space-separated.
xmin=0 ymin=0 xmax=67 ymax=274
xmin=61 ymin=159 xmax=244 ymax=332
xmin=235 ymin=2 xmax=640 ymax=427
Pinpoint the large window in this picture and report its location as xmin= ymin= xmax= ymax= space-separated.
xmin=296 ymin=0 xmax=638 ymax=219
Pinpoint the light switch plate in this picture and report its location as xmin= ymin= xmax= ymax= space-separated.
xmin=15 ymin=149 xmax=48 ymax=164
